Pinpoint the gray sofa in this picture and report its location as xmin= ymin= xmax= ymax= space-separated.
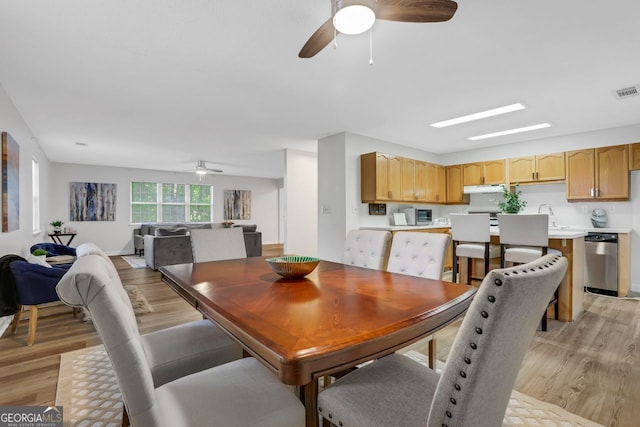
xmin=134 ymin=223 xmax=262 ymax=270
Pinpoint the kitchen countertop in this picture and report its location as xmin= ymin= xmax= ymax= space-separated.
xmin=361 ymin=224 xmax=451 ymax=231
xmin=361 ymin=225 xmax=631 ymax=236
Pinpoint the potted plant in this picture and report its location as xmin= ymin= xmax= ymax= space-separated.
xmin=497 ymin=184 xmax=527 ymax=213
xmin=50 ymin=220 xmax=64 ymax=233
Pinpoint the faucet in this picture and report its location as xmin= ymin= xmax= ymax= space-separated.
xmin=538 ymin=204 xmax=556 ymax=227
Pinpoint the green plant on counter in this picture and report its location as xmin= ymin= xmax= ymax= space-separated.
xmin=32 ymin=248 xmax=47 ymax=256
xmin=497 ymin=184 xmax=527 ymax=213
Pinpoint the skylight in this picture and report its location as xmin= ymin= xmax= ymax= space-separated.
xmin=429 ymin=103 xmax=525 ymax=128
xmin=468 ymin=123 xmax=551 ymax=141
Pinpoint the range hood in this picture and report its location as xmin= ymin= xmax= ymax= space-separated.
xmin=463 ymin=184 xmax=506 ymax=194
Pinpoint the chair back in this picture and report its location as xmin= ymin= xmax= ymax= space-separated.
xmin=56 ymin=255 xmax=162 ymax=426
xmin=76 ymin=242 xmax=119 ymax=279
xmin=427 ymin=254 xmax=567 ymax=427
xmin=497 ymin=214 xmax=549 ymax=246
xmin=341 ymin=230 xmax=391 ymax=270
xmin=449 ymin=213 xmax=491 ymax=243
xmin=190 ymin=227 xmax=247 ymax=263
xmin=386 ymin=232 xmax=450 ymax=280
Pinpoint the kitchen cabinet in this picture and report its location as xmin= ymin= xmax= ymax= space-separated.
xmin=361 ymin=152 xmax=402 ymax=202
xmin=445 ymin=164 xmax=468 ymax=204
xmin=566 ymin=145 xmax=629 ymax=201
xmin=463 ymin=160 xmax=505 ymax=185
xmin=509 ymin=152 xmax=565 ymax=183
xmin=629 ymin=142 xmax=640 ymax=170
xmin=361 ymin=153 xmax=446 ymax=204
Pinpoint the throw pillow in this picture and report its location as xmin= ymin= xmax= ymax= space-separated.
xmin=155 ymin=227 xmax=187 ymax=237
xmin=26 ymin=253 xmax=52 ymax=268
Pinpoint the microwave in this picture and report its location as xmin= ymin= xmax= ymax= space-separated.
xmin=400 ymin=208 xmax=433 ymax=226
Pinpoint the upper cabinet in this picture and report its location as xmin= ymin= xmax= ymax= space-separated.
xmin=361 ymin=153 xmax=448 ymax=204
xmin=566 ymin=145 xmax=629 ymax=201
xmin=361 ymin=152 xmax=401 ymax=202
xmin=509 ymin=152 xmax=565 ymax=184
xmin=629 ymin=142 xmax=640 ymax=170
xmin=463 ymin=160 xmax=505 ymax=185
xmin=445 ymin=165 xmax=468 ymax=204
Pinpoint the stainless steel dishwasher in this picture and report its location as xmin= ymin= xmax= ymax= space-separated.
xmin=584 ymin=232 xmax=618 ymax=296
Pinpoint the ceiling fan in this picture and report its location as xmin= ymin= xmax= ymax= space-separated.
xmin=193 ymin=160 xmax=223 ymax=175
xmin=298 ymin=0 xmax=458 ymax=58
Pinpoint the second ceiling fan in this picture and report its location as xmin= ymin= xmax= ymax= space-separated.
xmin=298 ymin=0 xmax=458 ymax=58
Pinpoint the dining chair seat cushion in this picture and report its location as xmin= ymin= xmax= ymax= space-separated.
xmin=318 ymin=353 xmax=439 ymax=427
xmin=456 ymin=243 xmax=500 ymax=259
xmin=155 ymin=357 xmax=304 ymax=426
xmin=341 ymin=230 xmax=391 ymax=270
xmin=141 ymin=319 xmax=242 ymax=387
xmin=504 ymin=247 xmax=543 ymax=264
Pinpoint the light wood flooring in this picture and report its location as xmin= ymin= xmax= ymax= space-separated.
xmin=1 ymin=248 xmax=638 ymax=426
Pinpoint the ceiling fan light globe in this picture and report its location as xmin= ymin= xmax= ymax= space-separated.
xmin=195 ymin=169 xmax=207 ymax=175
xmin=333 ymin=5 xmax=375 ymax=35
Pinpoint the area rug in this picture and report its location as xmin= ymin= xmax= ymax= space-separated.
xmin=120 ymin=255 xmax=147 ymax=269
xmin=56 ymin=346 xmax=604 ymax=427
xmin=79 ymin=286 xmax=152 ymax=323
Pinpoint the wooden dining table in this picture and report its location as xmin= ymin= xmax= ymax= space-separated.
xmin=160 ymin=256 xmax=476 ymax=427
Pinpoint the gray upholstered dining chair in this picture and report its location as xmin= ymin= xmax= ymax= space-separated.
xmin=56 ymin=254 xmax=305 ymax=427
xmin=449 ymin=213 xmax=500 ymax=285
xmin=386 ymin=231 xmax=450 ymax=280
xmin=386 ymin=231 xmax=450 ymax=369
xmin=341 ymin=229 xmax=392 ymax=270
xmin=190 ymin=227 xmax=247 ymax=263
xmin=317 ymin=254 xmax=568 ymax=427
xmin=75 ymin=243 xmax=245 ymax=374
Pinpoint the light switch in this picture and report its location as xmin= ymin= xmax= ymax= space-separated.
xmin=321 ymin=205 xmax=331 ymax=214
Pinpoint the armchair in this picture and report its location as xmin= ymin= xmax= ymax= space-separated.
xmin=8 ymin=260 xmax=75 ymax=346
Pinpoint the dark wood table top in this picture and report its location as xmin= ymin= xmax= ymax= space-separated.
xmin=160 ymin=256 xmax=476 ymax=385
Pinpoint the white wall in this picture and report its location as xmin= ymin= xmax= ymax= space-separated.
xmin=284 ymin=149 xmax=317 ymax=256
xmin=50 ymin=163 xmax=281 ymax=254
xmin=0 ymin=84 xmax=54 ymax=255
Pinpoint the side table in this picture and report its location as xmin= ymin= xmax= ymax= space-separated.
xmin=49 ymin=232 xmax=77 ymax=246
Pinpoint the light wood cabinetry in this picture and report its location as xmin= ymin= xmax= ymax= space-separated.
xmin=509 ymin=152 xmax=565 ymax=183
xmin=445 ymin=164 xmax=468 ymax=204
xmin=629 ymin=142 xmax=640 ymax=170
xmin=361 ymin=152 xmax=402 ymax=202
xmin=566 ymin=145 xmax=629 ymax=201
xmin=463 ymin=160 xmax=505 ymax=185
xmin=361 ymin=153 xmax=447 ymax=204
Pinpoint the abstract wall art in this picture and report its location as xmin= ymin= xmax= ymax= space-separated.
xmin=1 ymin=132 xmax=19 ymax=232
xmin=70 ymin=182 xmax=117 ymax=221
xmin=223 ymin=189 xmax=251 ymax=220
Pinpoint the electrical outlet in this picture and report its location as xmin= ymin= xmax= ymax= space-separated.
xmin=609 ymin=205 xmax=615 ymax=214
xmin=321 ymin=205 xmax=331 ymax=214
xmin=581 ymin=205 xmax=588 ymax=214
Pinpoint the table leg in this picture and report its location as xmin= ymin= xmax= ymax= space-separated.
xmin=301 ymin=380 xmax=319 ymax=427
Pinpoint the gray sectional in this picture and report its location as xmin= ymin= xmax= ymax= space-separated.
xmin=133 ymin=223 xmax=262 ymax=270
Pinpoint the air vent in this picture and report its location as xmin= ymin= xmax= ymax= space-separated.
xmin=614 ymin=85 xmax=639 ymax=99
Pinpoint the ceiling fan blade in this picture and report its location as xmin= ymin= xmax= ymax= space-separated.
xmin=376 ymin=0 xmax=458 ymax=23
xmin=298 ymin=17 xmax=338 ymax=58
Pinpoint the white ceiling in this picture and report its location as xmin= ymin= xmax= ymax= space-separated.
xmin=0 ymin=0 xmax=639 ymax=179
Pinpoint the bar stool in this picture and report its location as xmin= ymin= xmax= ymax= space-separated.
xmin=450 ymin=213 xmax=500 ymax=285
xmin=497 ymin=213 xmax=558 ymax=331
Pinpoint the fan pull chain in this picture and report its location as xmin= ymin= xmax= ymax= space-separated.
xmin=369 ymin=27 xmax=374 ymax=66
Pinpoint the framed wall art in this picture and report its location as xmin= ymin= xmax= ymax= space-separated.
xmin=70 ymin=182 xmax=117 ymax=221
xmin=223 ymin=189 xmax=251 ymax=220
xmin=2 ymin=132 xmax=19 ymax=232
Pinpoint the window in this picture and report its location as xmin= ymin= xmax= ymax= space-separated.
xmin=32 ymin=158 xmax=40 ymax=233
xmin=130 ymin=181 xmax=213 ymax=223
